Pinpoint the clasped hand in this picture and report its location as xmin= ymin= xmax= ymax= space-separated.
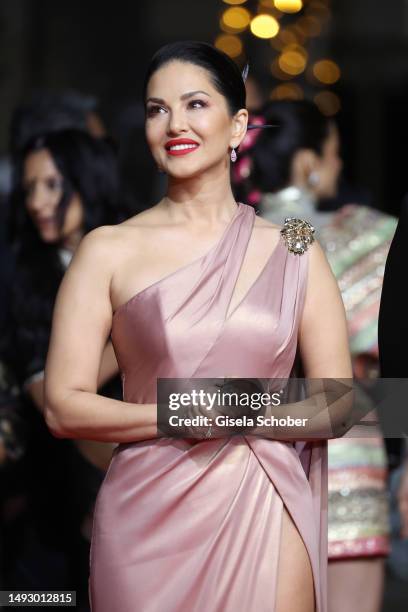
xmin=180 ymin=378 xmax=267 ymax=439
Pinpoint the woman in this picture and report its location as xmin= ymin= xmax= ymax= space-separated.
xmin=234 ymin=100 xmax=395 ymax=612
xmin=44 ymin=42 xmax=352 ymax=612
xmin=7 ymin=129 xmax=122 ymax=603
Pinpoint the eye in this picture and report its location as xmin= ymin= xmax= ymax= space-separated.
xmin=188 ymin=99 xmax=208 ymax=110
xmin=46 ymin=177 xmax=63 ymax=191
xmin=146 ymin=104 xmax=166 ymax=117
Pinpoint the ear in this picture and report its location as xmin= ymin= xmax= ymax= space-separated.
xmin=230 ymin=109 xmax=249 ymax=149
xmin=291 ymin=149 xmax=320 ymax=188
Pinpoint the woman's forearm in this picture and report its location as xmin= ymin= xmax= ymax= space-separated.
xmin=251 ymin=391 xmax=354 ymax=441
xmin=44 ymin=390 xmax=162 ymax=443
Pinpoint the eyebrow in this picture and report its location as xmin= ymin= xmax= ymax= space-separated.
xmin=146 ymin=90 xmax=211 ymax=104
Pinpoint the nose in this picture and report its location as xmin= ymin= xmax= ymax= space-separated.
xmin=27 ymin=184 xmax=48 ymax=213
xmin=167 ymin=108 xmax=188 ymax=135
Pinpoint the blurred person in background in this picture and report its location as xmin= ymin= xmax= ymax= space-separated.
xmin=1 ymin=89 xmax=115 ymax=338
xmin=233 ymin=99 xmax=396 ymax=612
xmin=379 ymin=198 xmax=408 ymax=584
xmin=0 ymin=89 xmax=110 ymax=235
xmin=5 ymin=129 xmax=122 ymax=609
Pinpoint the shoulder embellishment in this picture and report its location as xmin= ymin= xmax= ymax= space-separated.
xmin=280 ymin=217 xmax=315 ymax=255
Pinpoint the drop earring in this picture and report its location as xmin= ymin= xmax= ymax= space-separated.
xmin=308 ymin=171 xmax=320 ymax=187
xmin=230 ymin=148 xmax=237 ymax=163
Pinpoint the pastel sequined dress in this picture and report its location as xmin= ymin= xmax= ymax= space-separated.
xmin=260 ymin=188 xmax=395 ymax=560
xmin=89 ymin=202 xmax=328 ymax=612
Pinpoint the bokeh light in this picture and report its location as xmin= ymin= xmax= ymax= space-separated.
xmin=221 ymin=7 xmax=251 ymax=33
xmin=215 ymin=34 xmax=243 ymax=58
xmin=278 ymin=44 xmax=308 ymax=76
xmin=271 ymin=83 xmax=304 ymax=100
xmin=271 ymin=58 xmax=295 ymax=80
xmin=270 ymin=27 xmax=299 ymax=51
xmin=313 ymin=60 xmax=341 ymax=84
xmin=222 ymin=0 xmax=248 ymax=5
xmin=250 ymin=14 xmax=280 ymax=39
xmin=274 ymin=0 xmax=303 ymax=14
xmin=314 ymin=91 xmax=341 ymax=116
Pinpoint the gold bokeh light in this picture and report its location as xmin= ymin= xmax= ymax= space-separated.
xmin=313 ymin=60 xmax=341 ymax=84
xmin=274 ymin=0 xmax=303 ymax=14
xmin=250 ymin=14 xmax=280 ymax=39
xmin=314 ymin=91 xmax=341 ymax=116
xmin=271 ymin=58 xmax=294 ymax=80
xmin=221 ymin=7 xmax=251 ymax=32
xmin=271 ymin=83 xmax=304 ymax=101
xmin=215 ymin=34 xmax=243 ymax=58
xmin=222 ymin=0 xmax=248 ymax=5
xmin=278 ymin=44 xmax=308 ymax=75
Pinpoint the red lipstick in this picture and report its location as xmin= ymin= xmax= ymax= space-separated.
xmin=165 ymin=138 xmax=200 ymax=156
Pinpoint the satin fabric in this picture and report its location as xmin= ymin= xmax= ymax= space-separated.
xmin=89 ymin=202 xmax=328 ymax=612
xmin=260 ymin=190 xmax=392 ymax=560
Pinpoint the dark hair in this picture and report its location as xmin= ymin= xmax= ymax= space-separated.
xmin=143 ymin=40 xmax=246 ymax=115
xmin=9 ymin=90 xmax=99 ymax=157
xmin=11 ymin=129 xmax=120 ymax=243
xmin=250 ymin=100 xmax=331 ymax=193
xmin=8 ymin=128 xmax=122 ymax=384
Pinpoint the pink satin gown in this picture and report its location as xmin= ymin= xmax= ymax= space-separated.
xmin=89 ymin=202 xmax=328 ymax=612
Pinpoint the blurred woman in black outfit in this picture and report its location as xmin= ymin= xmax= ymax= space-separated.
xmin=6 ymin=129 xmax=123 ymax=608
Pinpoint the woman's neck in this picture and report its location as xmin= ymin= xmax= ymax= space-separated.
xmin=164 ymin=164 xmax=238 ymax=225
xmin=60 ymin=228 xmax=85 ymax=253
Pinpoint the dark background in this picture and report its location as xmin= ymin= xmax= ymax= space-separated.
xmin=1 ymin=0 xmax=408 ymax=213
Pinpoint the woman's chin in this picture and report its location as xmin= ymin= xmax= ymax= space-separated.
xmin=166 ymin=160 xmax=219 ymax=181
xmin=38 ymin=229 xmax=60 ymax=244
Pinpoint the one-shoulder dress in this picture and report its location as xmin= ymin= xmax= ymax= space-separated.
xmin=89 ymin=202 xmax=328 ymax=612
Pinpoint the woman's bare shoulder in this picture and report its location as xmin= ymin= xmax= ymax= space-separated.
xmin=119 ymin=204 xmax=165 ymax=229
xmin=253 ymin=213 xmax=283 ymax=244
xmin=73 ymin=207 xmax=164 ymax=277
xmin=78 ymin=207 xmax=160 ymax=252
xmin=254 ymin=213 xmax=282 ymax=231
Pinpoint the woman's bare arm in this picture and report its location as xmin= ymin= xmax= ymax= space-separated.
xmin=27 ymin=340 xmax=119 ymax=415
xmin=298 ymin=240 xmax=352 ymax=380
xmin=44 ymin=226 xmax=162 ymax=443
